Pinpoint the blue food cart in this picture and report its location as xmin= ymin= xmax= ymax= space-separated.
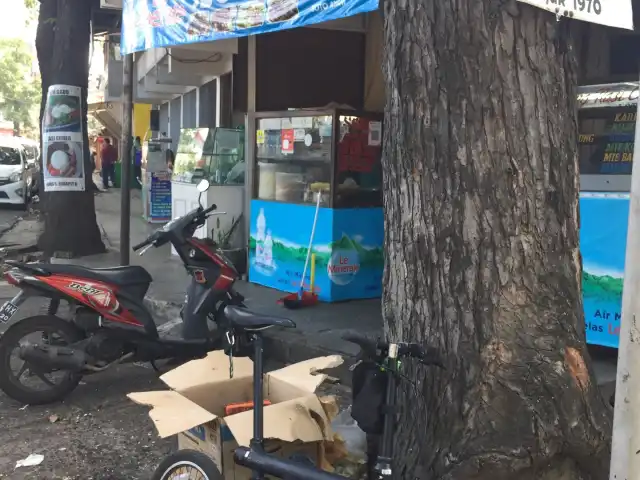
xmin=248 ymin=109 xmax=384 ymax=302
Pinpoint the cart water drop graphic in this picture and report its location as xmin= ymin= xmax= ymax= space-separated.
xmin=327 ymin=234 xmax=360 ymax=285
xmin=253 ymin=208 xmax=277 ymax=276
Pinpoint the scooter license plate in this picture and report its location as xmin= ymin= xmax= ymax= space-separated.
xmin=0 ymin=301 xmax=18 ymax=323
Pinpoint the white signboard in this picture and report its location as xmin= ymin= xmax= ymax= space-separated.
xmin=577 ymin=83 xmax=640 ymax=110
xmin=517 ymin=0 xmax=633 ymax=30
xmin=41 ymin=84 xmax=86 ymax=192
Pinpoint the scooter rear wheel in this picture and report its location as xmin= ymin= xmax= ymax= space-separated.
xmin=152 ymin=450 xmax=222 ymax=480
xmin=0 ymin=315 xmax=84 ymax=405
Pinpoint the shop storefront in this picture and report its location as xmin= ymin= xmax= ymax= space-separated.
xmin=120 ymin=0 xmax=636 ymax=342
xmin=121 ymin=0 xmax=384 ymax=295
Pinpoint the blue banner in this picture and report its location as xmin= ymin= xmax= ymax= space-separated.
xmin=150 ymin=173 xmax=172 ymax=221
xmin=121 ymin=0 xmax=378 ymax=55
xmin=580 ymin=192 xmax=629 ymax=349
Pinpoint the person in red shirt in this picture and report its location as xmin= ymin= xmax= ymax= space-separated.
xmin=100 ymin=138 xmax=117 ymax=189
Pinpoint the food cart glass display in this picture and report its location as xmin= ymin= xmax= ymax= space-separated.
xmin=248 ymin=109 xmax=383 ymax=302
xmin=172 ymin=127 xmax=244 ymax=185
xmin=171 ymin=128 xmax=246 ymax=253
xmin=577 ymin=83 xmax=636 ymax=348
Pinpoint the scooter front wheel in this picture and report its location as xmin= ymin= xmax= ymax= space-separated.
xmin=0 ymin=315 xmax=84 ymax=405
xmin=152 ymin=450 xmax=222 ymax=480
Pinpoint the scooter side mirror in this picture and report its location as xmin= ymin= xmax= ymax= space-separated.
xmin=196 ymin=179 xmax=210 ymax=208
xmin=197 ymin=179 xmax=210 ymax=192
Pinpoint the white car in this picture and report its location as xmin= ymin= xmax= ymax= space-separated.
xmin=0 ymin=137 xmax=30 ymax=207
xmin=15 ymin=137 xmax=39 ymax=198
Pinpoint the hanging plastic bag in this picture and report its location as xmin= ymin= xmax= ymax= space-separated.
xmin=331 ymin=406 xmax=367 ymax=460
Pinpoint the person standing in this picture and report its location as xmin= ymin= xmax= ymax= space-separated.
xmin=166 ymin=147 xmax=174 ymax=172
xmin=100 ymin=138 xmax=117 ymax=189
xmin=132 ymin=136 xmax=142 ymax=183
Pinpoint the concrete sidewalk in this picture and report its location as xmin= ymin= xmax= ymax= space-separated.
xmin=90 ymin=189 xmax=380 ymax=368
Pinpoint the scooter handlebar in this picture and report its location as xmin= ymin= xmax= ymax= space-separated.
xmin=342 ymin=333 xmax=445 ymax=367
xmin=132 ymin=239 xmax=150 ymax=251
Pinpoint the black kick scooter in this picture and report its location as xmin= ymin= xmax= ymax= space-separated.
xmin=222 ymin=304 xmax=445 ymax=480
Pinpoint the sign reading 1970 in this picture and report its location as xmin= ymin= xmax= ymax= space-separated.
xmin=517 ymin=0 xmax=633 ymax=29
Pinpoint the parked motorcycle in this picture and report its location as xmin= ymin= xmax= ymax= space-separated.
xmin=0 ymin=179 xmax=248 ymax=405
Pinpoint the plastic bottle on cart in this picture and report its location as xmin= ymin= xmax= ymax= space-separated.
xmin=256 ymin=208 xmax=267 ymax=265
xmin=264 ymin=229 xmax=274 ymax=267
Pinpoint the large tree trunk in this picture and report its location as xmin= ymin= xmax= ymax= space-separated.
xmin=36 ymin=0 xmax=105 ymax=257
xmin=381 ymin=2 xmax=612 ymax=479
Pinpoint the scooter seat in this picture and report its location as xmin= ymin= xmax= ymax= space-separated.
xmin=35 ymin=263 xmax=152 ymax=287
xmin=224 ymin=305 xmax=296 ymax=330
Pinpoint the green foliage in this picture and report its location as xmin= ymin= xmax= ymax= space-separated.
xmin=23 ymin=0 xmax=39 ymax=26
xmin=582 ymin=271 xmax=624 ymax=302
xmin=0 ymin=38 xmax=41 ymax=134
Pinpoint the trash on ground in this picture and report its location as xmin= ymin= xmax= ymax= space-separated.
xmin=331 ymin=407 xmax=366 ymax=459
xmin=49 ymin=414 xmax=59 ymax=423
xmin=15 ymin=453 xmax=44 ymax=468
xmin=325 ymin=407 xmax=368 ymax=478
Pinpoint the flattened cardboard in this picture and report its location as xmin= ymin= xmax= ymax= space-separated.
xmin=267 ymin=355 xmax=344 ymax=393
xmin=127 ymin=391 xmax=216 ymax=438
xmin=224 ymin=395 xmax=329 ymax=447
xmin=130 ymin=352 xmax=343 ymax=443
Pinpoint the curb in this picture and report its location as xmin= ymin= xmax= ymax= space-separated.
xmin=0 ymin=214 xmax=23 ymax=237
xmin=262 ymin=329 xmax=354 ymax=385
xmin=143 ymin=293 xmax=353 ymax=384
xmin=0 ymin=216 xmax=40 ymax=254
xmin=99 ymin=223 xmax=113 ymax=249
xmin=144 ymin=297 xmax=182 ymax=334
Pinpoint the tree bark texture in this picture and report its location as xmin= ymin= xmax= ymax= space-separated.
xmin=381 ymin=2 xmax=611 ymax=479
xmin=37 ymin=0 xmax=105 ymax=257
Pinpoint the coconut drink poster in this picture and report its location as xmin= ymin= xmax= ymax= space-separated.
xmin=41 ymin=85 xmax=85 ymax=192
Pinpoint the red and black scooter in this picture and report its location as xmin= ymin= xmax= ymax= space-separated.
xmin=0 ymin=179 xmax=248 ymax=405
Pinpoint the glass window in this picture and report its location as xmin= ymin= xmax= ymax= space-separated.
xmin=0 ymin=146 xmax=22 ymax=166
xmin=334 ymin=115 xmax=383 ymax=208
xmin=203 ymin=128 xmax=245 ymax=185
xmin=172 ymin=128 xmax=245 ymax=185
xmin=579 ymin=108 xmax=635 ymax=175
xmin=172 ymin=128 xmax=209 ymax=183
xmin=254 ymin=115 xmax=332 ymax=205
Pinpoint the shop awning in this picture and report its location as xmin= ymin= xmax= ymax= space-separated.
xmin=120 ymin=0 xmax=378 ymax=55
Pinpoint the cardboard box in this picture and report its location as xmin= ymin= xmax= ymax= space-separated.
xmin=128 ymin=351 xmax=343 ymax=479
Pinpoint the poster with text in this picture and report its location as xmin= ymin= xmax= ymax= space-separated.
xmin=41 ymin=85 xmax=85 ymax=192
xmin=580 ymin=193 xmax=629 ymax=348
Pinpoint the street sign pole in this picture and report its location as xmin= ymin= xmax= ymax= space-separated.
xmin=609 ymin=74 xmax=640 ymax=480
xmin=120 ymin=53 xmax=134 ymax=266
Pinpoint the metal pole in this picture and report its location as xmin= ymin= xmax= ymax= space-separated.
xmin=120 ymin=53 xmax=134 ymax=266
xmin=610 ymin=74 xmax=640 ymax=480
